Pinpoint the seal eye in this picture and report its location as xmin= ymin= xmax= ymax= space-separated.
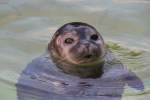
xmin=64 ymin=38 xmax=74 ymax=44
xmin=91 ymin=34 xmax=98 ymax=41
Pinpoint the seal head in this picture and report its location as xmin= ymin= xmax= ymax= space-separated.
xmin=48 ymin=22 xmax=106 ymax=78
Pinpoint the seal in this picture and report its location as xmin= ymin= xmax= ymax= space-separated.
xmin=16 ymin=22 xmax=144 ymax=100
xmin=48 ymin=22 xmax=106 ymax=78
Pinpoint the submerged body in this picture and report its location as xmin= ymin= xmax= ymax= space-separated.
xmin=17 ymin=51 xmax=143 ymax=100
xmin=16 ymin=22 xmax=144 ymax=100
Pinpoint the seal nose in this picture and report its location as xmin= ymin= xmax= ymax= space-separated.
xmin=85 ymin=43 xmax=90 ymax=49
xmin=82 ymin=40 xmax=90 ymax=48
xmin=82 ymin=41 xmax=93 ymax=58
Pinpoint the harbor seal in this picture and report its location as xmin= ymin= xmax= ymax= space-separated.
xmin=16 ymin=22 xmax=144 ymax=100
xmin=48 ymin=22 xmax=106 ymax=78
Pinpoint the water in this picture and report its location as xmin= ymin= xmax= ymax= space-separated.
xmin=0 ymin=0 xmax=150 ymax=100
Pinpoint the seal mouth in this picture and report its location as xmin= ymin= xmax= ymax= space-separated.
xmin=76 ymin=54 xmax=98 ymax=64
xmin=84 ymin=54 xmax=93 ymax=59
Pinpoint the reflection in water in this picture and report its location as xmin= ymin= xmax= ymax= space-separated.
xmin=16 ymin=51 xmax=144 ymax=100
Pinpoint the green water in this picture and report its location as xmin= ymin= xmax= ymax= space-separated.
xmin=0 ymin=0 xmax=150 ymax=100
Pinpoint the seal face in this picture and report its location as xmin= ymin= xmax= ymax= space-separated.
xmin=49 ymin=22 xmax=106 ymax=65
xmin=48 ymin=22 xmax=106 ymax=78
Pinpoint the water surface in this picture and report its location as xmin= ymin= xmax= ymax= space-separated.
xmin=0 ymin=0 xmax=150 ymax=100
